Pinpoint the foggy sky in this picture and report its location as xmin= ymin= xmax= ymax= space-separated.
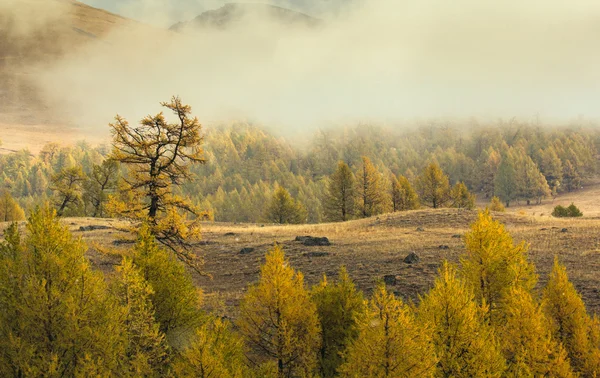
xmin=14 ymin=0 xmax=600 ymax=135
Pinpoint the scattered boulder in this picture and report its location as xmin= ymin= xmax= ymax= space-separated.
xmin=416 ymin=227 xmax=425 ymax=232
xmin=383 ymin=275 xmax=397 ymax=285
xmin=113 ymin=239 xmax=134 ymax=246
xmin=303 ymin=252 xmax=330 ymax=258
xmin=540 ymin=228 xmax=548 ymax=231
xmin=560 ymin=228 xmax=568 ymax=233
xmin=296 ymin=236 xmax=331 ymax=246
xmin=438 ymin=245 xmax=450 ymax=250
xmin=79 ymin=225 xmax=110 ymax=231
xmin=224 ymin=232 xmax=236 ymax=236
xmin=451 ymin=234 xmax=462 ymax=239
xmin=239 ymin=247 xmax=255 ymax=255
xmin=403 ymin=252 xmax=420 ymax=264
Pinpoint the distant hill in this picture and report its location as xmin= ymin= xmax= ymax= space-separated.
xmin=170 ymin=3 xmax=321 ymax=32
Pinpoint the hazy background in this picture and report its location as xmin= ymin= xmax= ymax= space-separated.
xmin=8 ymin=0 xmax=600 ymax=137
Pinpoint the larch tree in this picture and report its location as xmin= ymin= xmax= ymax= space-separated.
xmin=542 ymin=258 xmax=600 ymax=376
xmin=450 ymin=182 xmax=475 ymax=210
xmin=324 ymin=161 xmax=356 ymax=222
xmin=356 ymin=156 xmax=387 ymax=218
xmin=50 ymin=166 xmax=86 ymax=216
xmin=391 ymin=175 xmax=419 ymax=212
xmin=499 ymin=286 xmax=574 ymax=377
xmin=0 ymin=206 xmax=123 ymax=377
xmin=494 ymin=152 xmax=518 ymax=207
xmin=311 ymin=266 xmax=366 ymax=377
xmin=562 ymin=160 xmax=581 ymax=192
xmin=0 ymin=190 xmax=25 ymax=221
xmin=84 ymin=159 xmax=119 ymax=217
xmin=265 ymin=186 xmax=307 ymax=224
xmin=132 ymin=224 xmax=204 ymax=350
xmin=238 ymin=245 xmax=321 ymax=377
xmin=538 ymin=147 xmax=563 ymax=194
xmin=339 ymin=282 xmax=437 ymax=378
xmin=174 ymin=317 xmax=248 ymax=378
xmin=419 ymin=262 xmax=505 ymax=377
xmin=416 ymin=162 xmax=451 ymax=209
xmin=460 ymin=210 xmax=537 ymax=326
xmin=108 ymin=96 xmax=206 ymax=271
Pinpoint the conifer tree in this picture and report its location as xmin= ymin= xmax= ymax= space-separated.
xmin=416 ymin=162 xmax=451 ymax=209
xmin=450 ymin=182 xmax=475 ymax=210
xmin=494 ymin=152 xmax=518 ymax=207
xmin=339 ymin=282 xmax=437 ymax=377
xmin=461 ymin=210 xmax=536 ymax=325
xmin=562 ymin=160 xmax=581 ymax=192
xmin=238 ymin=245 xmax=321 ymax=377
xmin=174 ymin=317 xmax=247 ymax=378
xmin=112 ymin=258 xmax=169 ymax=375
xmin=109 ymin=96 xmax=206 ymax=271
xmin=356 ymin=156 xmax=387 ymax=217
xmin=391 ymin=175 xmax=419 ymax=212
xmin=499 ymin=287 xmax=574 ymax=377
xmin=84 ymin=159 xmax=119 ymax=217
xmin=311 ymin=267 xmax=366 ymax=377
xmin=50 ymin=166 xmax=86 ymax=216
xmin=0 ymin=205 xmax=122 ymax=376
xmin=265 ymin=186 xmax=307 ymax=224
xmin=419 ymin=262 xmax=505 ymax=377
xmin=539 ymin=147 xmax=563 ymax=194
xmin=0 ymin=190 xmax=25 ymax=221
xmin=324 ymin=161 xmax=356 ymax=222
xmin=542 ymin=258 xmax=600 ymax=376
xmin=132 ymin=225 xmax=204 ymax=350
xmin=489 ymin=196 xmax=505 ymax=212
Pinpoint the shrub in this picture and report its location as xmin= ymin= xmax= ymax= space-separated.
xmin=552 ymin=204 xmax=583 ymax=218
xmin=489 ymin=196 xmax=505 ymax=212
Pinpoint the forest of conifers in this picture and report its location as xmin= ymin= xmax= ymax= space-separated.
xmin=1 ymin=100 xmax=600 ymax=377
xmin=0 ymin=120 xmax=598 ymax=223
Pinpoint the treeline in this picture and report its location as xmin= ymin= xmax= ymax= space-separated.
xmin=1 ymin=207 xmax=599 ymax=377
xmin=1 ymin=121 xmax=598 ymax=223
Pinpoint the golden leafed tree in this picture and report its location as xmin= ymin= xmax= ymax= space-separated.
xmin=499 ymin=286 xmax=574 ymax=377
xmin=108 ymin=96 xmax=206 ymax=271
xmin=238 ymin=245 xmax=321 ymax=377
xmin=416 ymin=162 xmax=451 ymax=209
xmin=265 ymin=186 xmax=307 ymax=224
xmin=324 ymin=161 xmax=357 ymax=222
xmin=461 ymin=210 xmax=536 ymax=325
xmin=391 ymin=174 xmax=419 ymax=212
xmin=450 ymin=181 xmax=475 ymax=210
xmin=356 ymin=156 xmax=387 ymax=218
xmin=419 ymin=262 xmax=505 ymax=377
xmin=173 ymin=317 xmax=248 ymax=378
xmin=50 ymin=166 xmax=86 ymax=216
xmin=542 ymin=258 xmax=600 ymax=376
xmin=339 ymin=282 xmax=437 ymax=378
xmin=0 ymin=190 xmax=25 ymax=221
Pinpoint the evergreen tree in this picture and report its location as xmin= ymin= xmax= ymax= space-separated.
xmin=50 ymin=166 xmax=86 ymax=216
xmin=391 ymin=175 xmax=419 ymax=212
xmin=419 ymin=262 xmax=505 ymax=377
xmin=265 ymin=186 xmax=307 ymax=224
xmin=324 ymin=161 xmax=356 ymax=222
xmin=494 ymin=152 xmax=519 ymax=207
xmin=562 ymin=160 xmax=581 ymax=192
xmin=539 ymin=147 xmax=563 ymax=194
xmin=499 ymin=287 xmax=574 ymax=377
xmin=450 ymin=182 xmax=475 ymax=210
xmin=461 ymin=211 xmax=537 ymax=325
xmin=339 ymin=282 xmax=437 ymax=377
xmin=542 ymin=258 xmax=600 ymax=376
xmin=416 ymin=162 xmax=451 ymax=209
xmin=132 ymin=225 xmax=204 ymax=350
xmin=238 ymin=245 xmax=321 ymax=377
xmin=0 ymin=206 xmax=122 ymax=376
xmin=0 ymin=190 xmax=25 ymax=221
xmin=518 ymin=155 xmax=550 ymax=205
xmin=112 ymin=258 xmax=169 ymax=375
xmin=174 ymin=317 xmax=247 ymax=378
xmin=356 ymin=156 xmax=387 ymax=217
xmin=311 ymin=267 xmax=366 ymax=377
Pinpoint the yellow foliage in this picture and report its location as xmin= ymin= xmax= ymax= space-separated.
xmin=238 ymin=245 xmax=321 ymax=377
xmin=339 ymin=282 xmax=437 ymax=377
xmin=419 ymin=262 xmax=505 ymax=377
